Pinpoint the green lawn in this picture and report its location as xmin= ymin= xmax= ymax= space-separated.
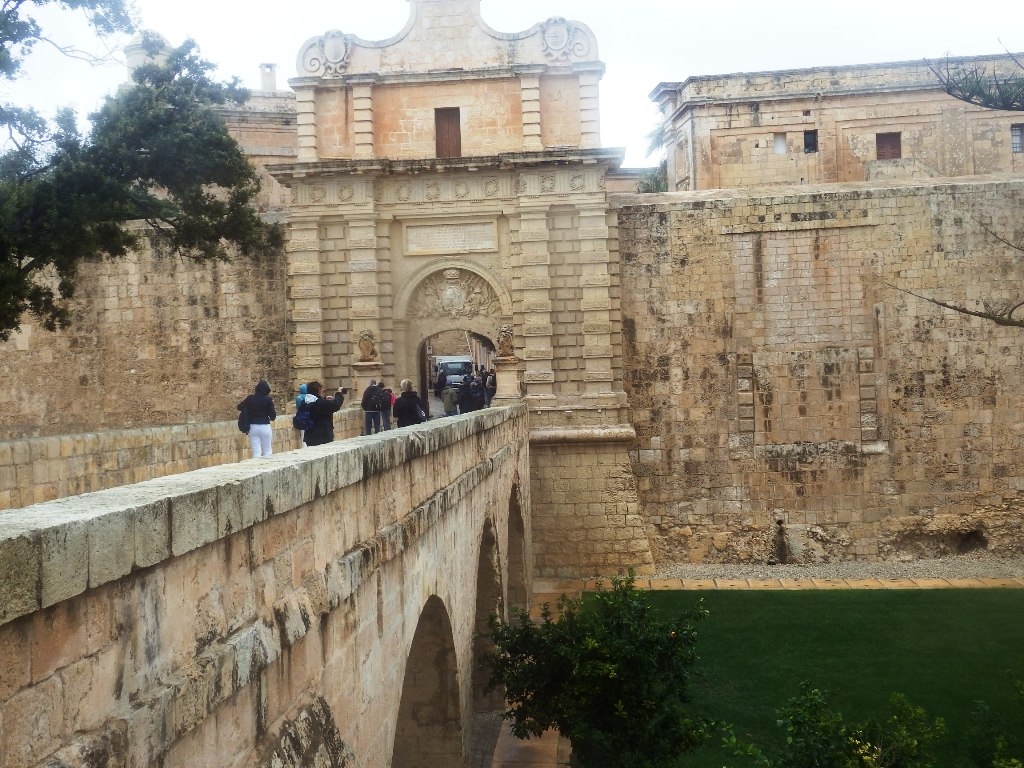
xmin=642 ymin=589 xmax=1024 ymax=767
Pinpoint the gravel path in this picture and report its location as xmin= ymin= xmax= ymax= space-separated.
xmin=651 ymin=553 xmax=1024 ymax=581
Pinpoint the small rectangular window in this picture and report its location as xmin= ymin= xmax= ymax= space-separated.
xmin=435 ymin=108 xmax=462 ymax=158
xmin=876 ymin=132 xmax=902 ymax=160
xmin=803 ymin=129 xmax=818 ymax=154
xmin=1012 ymin=124 xmax=1023 ymax=153
xmin=773 ymin=133 xmax=787 ymax=155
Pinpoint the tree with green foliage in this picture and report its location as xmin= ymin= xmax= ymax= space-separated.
xmin=482 ymin=571 xmax=708 ymax=768
xmin=637 ymin=120 xmax=668 ymax=192
xmin=0 ymin=2 xmax=283 ymax=341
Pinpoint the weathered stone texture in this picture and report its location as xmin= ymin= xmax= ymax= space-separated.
xmin=530 ymin=437 xmax=654 ymax=577
xmin=0 ymin=413 xmax=363 ymax=512
xmin=654 ymin=55 xmax=1024 ymax=191
xmin=0 ymin=408 xmax=530 ymax=768
xmin=616 ymin=177 xmax=1024 ymax=563
xmin=0 ymin=244 xmax=290 ymax=441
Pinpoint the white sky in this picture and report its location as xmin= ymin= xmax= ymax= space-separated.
xmin=4 ymin=0 xmax=1022 ymax=167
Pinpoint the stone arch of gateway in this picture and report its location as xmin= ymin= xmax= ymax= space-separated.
xmin=3 ymin=0 xmax=1024 ymax=765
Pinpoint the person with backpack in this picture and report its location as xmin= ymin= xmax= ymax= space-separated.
xmin=303 ymin=381 xmax=345 ymax=447
xmin=238 ymin=379 xmax=276 ymax=458
xmin=293 ymin=383 xmax=312 ymax=446
xmin=361 ymin=380 xmax=383 ymax=435
xmin=379 ymin=383 xmax=394 ymax=430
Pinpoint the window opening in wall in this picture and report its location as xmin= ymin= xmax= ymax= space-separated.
xmin=803 ymin=129 xmax=818 ymax=153
xmin=876 ymin=132 xmax=902 ymax=160
xmin=802 ymin=109 xmax=811 ymax=117
xmin=1012 ymin=124 xmax=1023 ymax=153
xmin=435 ymin=108 xmax=462 ymax=158
xmin=773 ymin=133 xmax=787 ymax=155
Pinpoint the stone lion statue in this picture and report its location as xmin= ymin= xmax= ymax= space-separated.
xmin=497 ymin=324 xmax=514 ymax=358
xmin=357 ymin=329 xmax=378 ymax=362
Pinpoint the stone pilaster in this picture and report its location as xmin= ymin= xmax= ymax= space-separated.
xmin=346 ymin=216 xmax=384 ymax=375
xmin=577 ymin=68 xmax=602 ymax=149
xmin=287 ymin=218 xmax=324 ymax=387
xmin=515 ymin=208 xmax=555 ymax=400
xmin=350 ymin=77 xmax=377 ymax=160
xmin=517 ymin=68 xmax=543 ymax=152
xmin=294 ymin=85 xmax=317 ymax=162
xmin=577 ymin=204 xmax=615 ymax=398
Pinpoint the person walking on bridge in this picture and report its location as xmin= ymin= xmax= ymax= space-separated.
xmin=238 ymin=379 xmax=276 ymax=458
xmin=361 ymin=380 xmax=383 ymax=435
xmin=303 ymin=381 xmax=345 ymax=446
xmin=393 ymin=379 xmax=427 ymax=428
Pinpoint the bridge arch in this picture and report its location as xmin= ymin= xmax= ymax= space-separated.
xmin=392 ymin=595 xmax=463 ymax=768
xmin=506 ymin=479 xmax=529 ymax=614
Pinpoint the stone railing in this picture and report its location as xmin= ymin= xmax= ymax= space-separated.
xmin=0 ymin=409 xmax=364 ymax=512
xmin=0 ymin=405 xmax=530 ymax=768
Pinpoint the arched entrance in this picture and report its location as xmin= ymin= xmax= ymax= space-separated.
xmin=394 ymin=263 xmax=513 ymax=415
xmin=392 ymin=596 xmax=464 ymax=768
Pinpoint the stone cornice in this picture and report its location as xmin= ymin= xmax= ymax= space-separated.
xmin=267 ymin=147 xmax=625 ymax=184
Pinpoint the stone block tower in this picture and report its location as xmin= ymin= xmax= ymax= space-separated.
xmin=268 ymin=0 xmax=654 ymax=575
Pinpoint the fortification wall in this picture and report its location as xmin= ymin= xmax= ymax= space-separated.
xmin=0 ymin=407 xmax=530 ymax=768
xmin=615 ymin=175 xmax=1024 ymax=563
xmin=0 ymin=410 xmax=363 ymax=512
xmin=0 ymin=240 xmax=290 ymax=441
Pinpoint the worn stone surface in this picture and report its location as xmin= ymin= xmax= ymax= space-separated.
xmin=653 ymin=54 xmax=1024 ymax=191
xmin=616 ymin=177 xmax=1024 ymax=563
xmin=0 ymin=409 xmax=530 ymax=768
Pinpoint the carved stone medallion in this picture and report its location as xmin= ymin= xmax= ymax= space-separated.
xmin=409 ymin=269 xmax=502 ymax=320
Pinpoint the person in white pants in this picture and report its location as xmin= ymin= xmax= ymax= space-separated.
xmin=238 ymin=379 xmax=277 ymax=457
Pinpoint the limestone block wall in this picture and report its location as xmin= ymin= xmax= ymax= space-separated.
xmin=530 ymin=434 xmax=654 ymax=578
xmin=615 ymin=176 xmax=1024 ymax=563
xmin=369 ymin=79 xmax=525 ymax=159
xmin=0 ymin=406 xmax=530 ymax=768
xmin=0 ymin=410 xmax=363 ymax=512
xmin=0 ymin=240 xmax=290 ymax=440
xmin=658 ymin=55 xmax=1024 ymax=191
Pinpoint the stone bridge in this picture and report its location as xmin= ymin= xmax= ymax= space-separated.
xmin=0 ymin=407 xmax=530 ymax=768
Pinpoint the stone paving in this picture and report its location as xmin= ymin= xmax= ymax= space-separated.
xmin=490 ymin=574 xmax=1024 ymax=767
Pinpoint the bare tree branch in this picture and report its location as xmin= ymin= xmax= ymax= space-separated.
xmin=928 ymin=54 xmax=1024 ymax=112
xmin=884 ymin=282 xmax=1024 ymax=328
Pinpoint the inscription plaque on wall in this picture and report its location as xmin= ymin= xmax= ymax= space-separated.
xmin=405 ymin=222 xmax=497 ymax=255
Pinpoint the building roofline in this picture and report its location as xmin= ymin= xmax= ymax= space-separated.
xmin=266 ymin=147 xmax=626 ymax=183
xmin=649 ymin=51 xmax=1024 ymax=111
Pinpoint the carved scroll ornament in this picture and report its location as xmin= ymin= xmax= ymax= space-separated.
xmin=539 ymin=17 xmax=591 ymax=61
xmin=298 ymin=30 xmax=351 ymax=77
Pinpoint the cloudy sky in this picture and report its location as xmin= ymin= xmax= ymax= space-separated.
xmin=5 ymin=0 xmax=1021 ymax=166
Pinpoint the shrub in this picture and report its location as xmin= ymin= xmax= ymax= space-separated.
xmin=482 ymin=571 xmax=707 ymax=768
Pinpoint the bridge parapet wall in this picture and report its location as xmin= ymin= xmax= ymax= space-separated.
xmin=0 ymin=410 xmax=364 ymax=512
xmin=0 ymin=405 xmax=530 ymax=768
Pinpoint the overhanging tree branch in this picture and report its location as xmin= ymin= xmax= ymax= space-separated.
xmin=884 ymin=282 xmax=1024 ymax=328
xmin=928 ymin=53 xmax=1024 ymax=112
